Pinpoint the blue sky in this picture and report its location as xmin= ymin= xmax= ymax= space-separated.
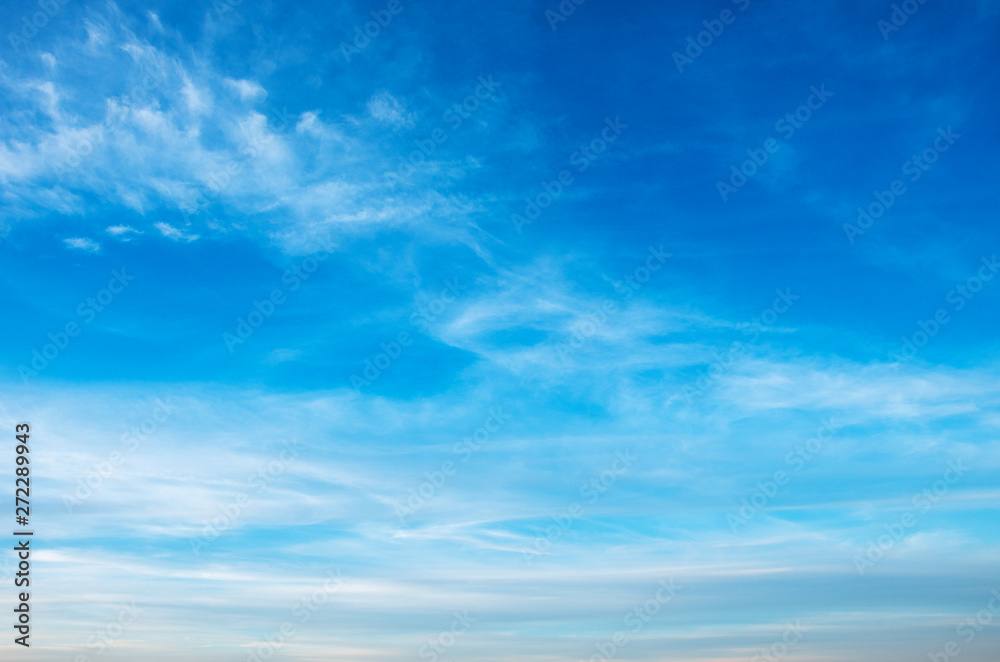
xmin=2 ymin=0 xmax=1000 ymax=659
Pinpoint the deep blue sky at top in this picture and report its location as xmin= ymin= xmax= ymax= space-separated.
xmin=1 ymin=0 xmax=998 ymax=392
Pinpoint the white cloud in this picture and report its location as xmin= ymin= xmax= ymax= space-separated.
xmin=64 ymin=237 xmax=100 ymax=252
xmin=180 ymin=75 xmax=211 ymax=115
xmin=224 ymin=78 xmax=267 ymax=102
xmin=83 ymin=20 xmax=109 ymax=51
xmin=295 ymin=111 xmax=342 ymax=141
xmin=154 ymin=222 xmax=199 ymax=242
xmin=366 ymin=90 xmax=415 ymax=128
xmin=0 ymin=10 xmax=501 ymax=255
xmin=106 ymin=224 xmax=141 ymax=235
xmin=147 ymin=10 xmax=164 ymax=32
